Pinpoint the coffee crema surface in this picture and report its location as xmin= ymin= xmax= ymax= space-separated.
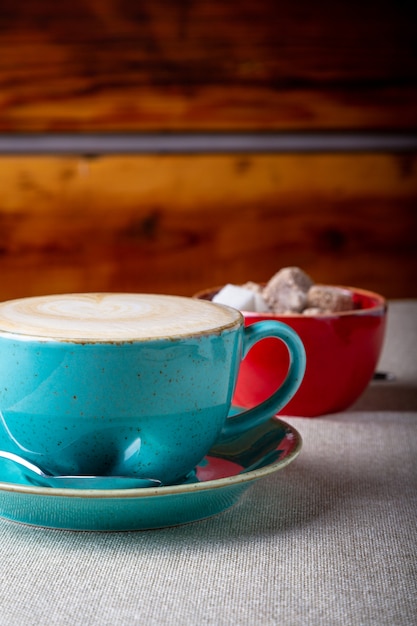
xmin=0 ymin=293 xmax=241 ymax=341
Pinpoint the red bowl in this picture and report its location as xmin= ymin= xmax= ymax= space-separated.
xmin=195 ymin=286 xmax=387 ymax=417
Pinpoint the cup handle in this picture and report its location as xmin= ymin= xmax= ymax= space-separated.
xmin=219 ymin=321 xmax=306 ymax=442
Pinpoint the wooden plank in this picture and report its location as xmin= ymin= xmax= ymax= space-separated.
xmin=0 ymin=153 xmax=416 ymax=299
xmin=0 ymin=0 xmax=416 ymax=131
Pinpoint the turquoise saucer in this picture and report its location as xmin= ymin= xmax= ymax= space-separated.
xmin=0 ymin=413 xmax=301 ymax=531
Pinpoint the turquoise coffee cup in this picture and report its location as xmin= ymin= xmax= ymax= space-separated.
xmin=0 ymin=293 xmax=306 ymax=485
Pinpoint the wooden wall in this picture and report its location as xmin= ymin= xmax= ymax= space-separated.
xmin=1 ymin=0 xmax=416 ymax=299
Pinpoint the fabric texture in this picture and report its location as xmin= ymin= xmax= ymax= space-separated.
xmin=0 ymin=301 xmax=416 ymax=626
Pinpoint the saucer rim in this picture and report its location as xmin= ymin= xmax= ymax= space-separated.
xmin=0 ymin=417 xmax=302 ymax=500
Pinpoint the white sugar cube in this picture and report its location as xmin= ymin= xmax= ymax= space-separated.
xmin=212 ymin=284 xmax=256 ymax=311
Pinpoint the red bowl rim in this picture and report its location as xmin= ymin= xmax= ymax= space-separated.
xmin=194 ymin=285 xmax=387 ymax=319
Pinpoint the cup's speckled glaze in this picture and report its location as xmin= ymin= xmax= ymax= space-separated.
xmin=0 ymin=293 xmax=305 ymax=484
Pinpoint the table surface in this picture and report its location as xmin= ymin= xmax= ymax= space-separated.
xmin=0 ymin=300 xmax=416 ymax=626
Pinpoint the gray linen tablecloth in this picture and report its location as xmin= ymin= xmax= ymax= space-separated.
xmin=0 ymin=301 xmax=416 ymax=626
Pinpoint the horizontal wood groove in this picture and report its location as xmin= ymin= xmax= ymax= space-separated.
xmin=1 ymin=133 xmax=417 ymax=155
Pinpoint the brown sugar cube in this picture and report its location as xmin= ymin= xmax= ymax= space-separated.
xmin=263 ymin=267 xmax=314 ymax=313
xmin=307 ymin=285 xmax=354 ymax=313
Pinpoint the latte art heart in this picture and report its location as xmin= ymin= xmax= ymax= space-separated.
xmin=0 ymin=293 xmax=240 ymax=341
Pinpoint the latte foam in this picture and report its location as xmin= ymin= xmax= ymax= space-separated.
xmin=0 ymin=293 xmax=241 ymax=341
